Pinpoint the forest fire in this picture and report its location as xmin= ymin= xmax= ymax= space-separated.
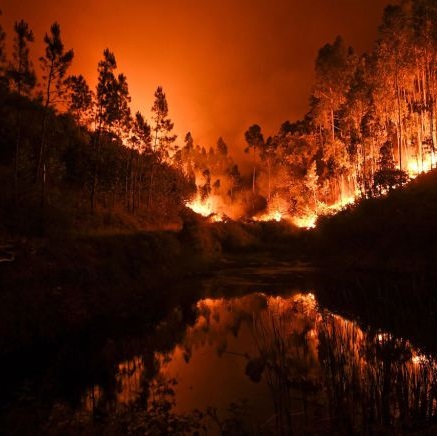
xmin=253 ymin=210 xmax=283 ymax=223
xmin=3 ymin=0 xmax=437 ymax=235
xmin=185 ymin=196 xmax=224 ymax=222
xmin=406 ymin=154 xmax=437 ymax=179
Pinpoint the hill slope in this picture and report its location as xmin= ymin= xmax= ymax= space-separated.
xmin=307 ymin=169 xmax=437 ymax=271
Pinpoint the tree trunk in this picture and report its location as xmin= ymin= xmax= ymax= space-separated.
xmin=267 ymin=157 xmax=271 ymax=203
xmin=36 ymin=62 xmax=54 ymax=184
xmin=147 ymin=163 xmax=155 ymax=212
xmin=394 ymin=58 xmax=403 ymax=172
xmin=14 ymin=110 xmax=22 ymax=206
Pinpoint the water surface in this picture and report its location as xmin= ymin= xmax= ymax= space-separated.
xmin=1 ymin=272 xmax=437 ymax=434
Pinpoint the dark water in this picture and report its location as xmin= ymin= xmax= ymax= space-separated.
xmin=1 ymin=268 xmax=437 ymax=435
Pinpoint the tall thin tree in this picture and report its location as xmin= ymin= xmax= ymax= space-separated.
xmin=36 ymin=22 xmax=74 ymax=204
xmin=244 ymin=124 xmax=264 ymax=196
xmin=0 ymin=10 xmax=6 ymax=83
xmin=148 ymin=86 xmax=176 ymax=210
xmin=8 ymin=20 xmax=36 ymax=205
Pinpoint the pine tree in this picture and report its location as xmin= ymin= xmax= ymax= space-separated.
xmin=0 ymin=10 xmax=6 ymax=86
xmin=91 ymin=49 xmax=132 ymax=210
xmin=66 ymin=74 xmax=93 ymax=126
xmin=151 ymin=86 xmax=176 ymax=161
xmin=148 ymin=86 xmax=176 ymax=210
xmin=36 ymin=22 xmax=74 ymax=204
xmin=8 ymin=20 xmax=36 ymax=205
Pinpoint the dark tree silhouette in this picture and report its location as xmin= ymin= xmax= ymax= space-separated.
xmin=36 ymin=22 xmax=74 ymax=204
xmin=8 ymin=20 xmax=36 ymax=205
xmin=244 ymin=124 xmax=264 ymax=196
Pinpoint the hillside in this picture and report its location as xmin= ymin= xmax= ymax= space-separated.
xmin=307 ymin=169 xmax=437 ymax=272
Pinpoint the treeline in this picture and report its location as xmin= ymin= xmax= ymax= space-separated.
xmin=235 ymin=0 xmax=437 ymax=221
xmin=0 ymin=16 xmax=206 ymax=233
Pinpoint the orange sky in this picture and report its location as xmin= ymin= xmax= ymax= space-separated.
xmin=1 ymin=0 xmax=390 ymax=155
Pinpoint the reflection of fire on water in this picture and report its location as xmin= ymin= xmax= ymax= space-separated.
xmin=80 ymin=292 xmax=436 ymax=433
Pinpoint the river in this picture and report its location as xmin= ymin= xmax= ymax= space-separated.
xmin=1 ymin=264 xmax=436 ymax=434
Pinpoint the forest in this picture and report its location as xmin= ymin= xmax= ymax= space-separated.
xmin=1 ymin=0 xmax=437 ymax=234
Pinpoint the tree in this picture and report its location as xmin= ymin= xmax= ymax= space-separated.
xmin=36 ymin=22 xmax=74 ymax=203
xmin=226 ymin=164 xmax=241 ymax=200
xmin=177 ymin=131 xmax=195 ymax=178
xmin=376 ymin=5 xmax=410 ymax=172
xmin=216 ymin=136 xmax=228 ymax=157
xmin=132 ymin=111 xmax=152 ymax=155
xmin=91 ymin=49 xmax=133 ymax=211
xmin=112 ymin=73 xmax=132 ymax=140
xmin=96 ymin=48 xmax=117 ymax=131
xmin=373 ymin=141 xmax=408 ymax=193
xmin=129 ymin=111 xmax=151 ymax=212
xmin=151 ymin=86 xmax=177 ymax=161
xmin=313 ymin=36 xmax=356 ymax=144
xmin=66 ymin=74 xmax=93 ymax=126
xmin=8 ymin=20 xmax=36 ymax=205
xmin=148 ymin=86 xmax=176 ymax=210
xmin=8 ymin=20 xmax=36 ymax=96
xmin=259 ymin=136 xmax=278 ymax=203
xmin=0 ymin=10 xmax=6 ymax=85
xmin=410 ymin=0 xmax=437 ymax=172
xmin=244 ymin=124 xmax=264 ymax=196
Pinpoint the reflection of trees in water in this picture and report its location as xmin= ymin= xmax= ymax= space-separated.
xmin=48 ymin=306 xmax=205 ymax=434
xmin=227 ymin=293 xmax=437 ymax=434
xmin=318 ymin=313 xmax=437 ymax=433
xmin=60 ymin=293 xmax=437 ymax=434
xmin=247 ymin=294 xmax=322 ymax=435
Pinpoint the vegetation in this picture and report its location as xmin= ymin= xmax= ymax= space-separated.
xmin=2 ymin=0 xmax=437 ymax=234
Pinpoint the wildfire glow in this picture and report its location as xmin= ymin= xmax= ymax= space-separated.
xmin=185 ymin=195 xmax=225 ymax=222
xmin=81 ymin=292 xmax=435 ymax=421
xmin=292 ymin=214 xmax=317 ymax=229
xmin=253 ymin=210 xmax=283 ymax=222
xmin=184 ymin=154 xmax=434 ymax=229
xmin=406 ymin=154 xmax=437 ymax=179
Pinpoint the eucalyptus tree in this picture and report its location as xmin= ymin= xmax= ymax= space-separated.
xmin=244 ymin=124 xmax=264 ymax=196
xmin=8 ymin=20 xmax=36 ymax=204
xmin=36 ymin=22 xmax=74 ymax=204
xmin=259 ymin=135 xmax=279 ymax=203
xmin=375 ymin=5 xmax=410 ymax=172
xmin=312 ymin=36 xmax=357 ymax=201
xmin=410 ymin=0 xmax=437 ymax=171
xmin=175 ymin=131 xmax=195 ymax=178
xmin=225 ymin=163 xmax=241 ymax=200
xmin=340 ymin=55 xmax=375 ymax=195
xmin=313 ymin=36 xmax=356 ymax=145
